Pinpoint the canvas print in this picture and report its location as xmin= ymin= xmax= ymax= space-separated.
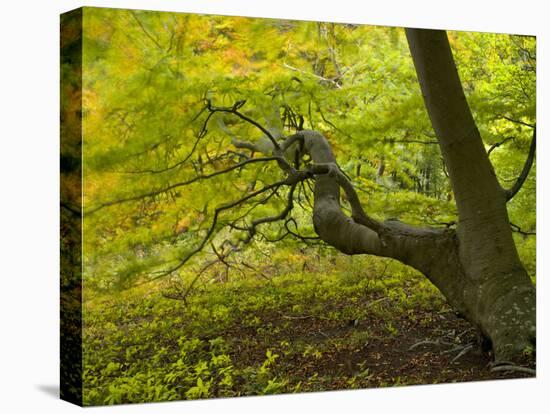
xmin=60 ymin=6 xmax=536 ymax=406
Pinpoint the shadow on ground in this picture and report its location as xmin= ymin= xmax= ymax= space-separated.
xmin=36 ymin=384 xmax=59 ymax=399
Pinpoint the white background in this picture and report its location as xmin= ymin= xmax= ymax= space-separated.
xmin=0 ymin=0 xmax=548 ymax=412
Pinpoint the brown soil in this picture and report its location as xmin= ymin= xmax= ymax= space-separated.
xmin=226 ymin=302 xmax=535 ymax=391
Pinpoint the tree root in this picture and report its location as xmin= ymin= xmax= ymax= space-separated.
xmin=489 ymin=361 xmax=536 ymax=376
xmin=408 ymin=339 xmax=454 ymax=351
xmin=409 ymin=338 xmax=475 ymax=363
xmin=450 ymin=344 xmax=474 ymax=362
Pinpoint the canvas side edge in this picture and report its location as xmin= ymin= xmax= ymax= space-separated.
xmin=60 ymin=7 xmax=83 ymax=407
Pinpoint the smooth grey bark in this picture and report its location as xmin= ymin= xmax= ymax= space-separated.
xmin=405 ymin=28 xmax=535 ymax=361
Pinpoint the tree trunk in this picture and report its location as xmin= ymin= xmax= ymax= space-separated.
xmin=404 ymin=28 xmax=535 ymax=361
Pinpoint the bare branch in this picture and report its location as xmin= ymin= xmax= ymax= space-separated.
xmin=231 ymin=137 xmax=261 ymax=152
xmin=281 ymin=132 xmax=305 ymax=153
xmin=227 ymin=185 xmax=283 ymax=228
xmin=284 ymin=218 xmax=320 ymax=242
xmin=121 ymin=133 xmax=205 ymax=174
xmin=206 ymin=100 xmax=281 ymax=151
xmin=510 ymin=222 xmax=536 ymax=236
xmin=158 ymin=169 xmax=312 ymax=284
xmin=161 ymin=259 xmax=217 ymax=303
xmin=310 ymin=162 xmax=385 ymax=233
xmin=145 ymin=179 xmax=291 ymax=282
xmin=109 ymin=106 xmax=214 ymax=175
xmin=505 ymin=126 xmax=536 ymax=201
xmin=211 ymin=242 xmax=232 ymax=270
xmin=499 ymin=115 xmax=535 ymax=129
xmin=490 ymin=365 xmax=536 ymax=375
xmin=315 ymin=101 xmax=354 ymax=140
xmin=244 ymin=182 xmax=298 ymax=242
xmin=85 ymin=156 xmax=284 ymax=215
xmin=383 ymin=137 xmax=438 ymax=145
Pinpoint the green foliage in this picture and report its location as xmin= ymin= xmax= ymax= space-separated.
xmin=83 ymin=253 xmax=454 ymax=404
xmin=78 ymin=7 xmax=536 ymax=403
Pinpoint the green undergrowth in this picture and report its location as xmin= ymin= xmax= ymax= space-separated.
xmin=82 ymin=257 xmax=453 ymax=405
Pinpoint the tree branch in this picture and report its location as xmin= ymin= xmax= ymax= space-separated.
xmin=510 ymin=222 xmax=536 ymax=236
xmin=284 ymin=218 xmax=320 ymax=242
xmin=499 ymin=115 xmax=535 ymax=129
xmin=487 ymin=136 xmax=515 ymax=156
xmin=85 ymin=156 xmax=284 ymax=215
xmin=244 ymin=182 xmax=298 ymax=242
xmin=129 ymin=10 xmax=164 ymax=51
xmin=107 ymin=106 xmax=215 ymax=175
xmin=145 ymin=179 xmax=291 ymax=282
xmin=282 ymin=62 xmax=342 ymax=89
xmin=206 ymin=100 xmax=281 ymax=151
xmin=383 ymin=137 xmax=438 ymax=145
xmin=505 ymin=126 xmax=536 ymax=201
xmin=161 ymin=259 xmax=218 ymax=303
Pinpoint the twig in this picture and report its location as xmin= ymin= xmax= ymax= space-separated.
xmin=161 ymin=259 xmax=218 ymax=304
xmin=487 ymin=136 xmax=515 ymax=156
xmin=364 ymin=297 xmax=390 ymax=308
xmin=133 ymin=180 xmax=289 ymax=288
xmin=318 ymin=329 xmax=330 ymax=339
xmin=441 ymin=344 xmax=467 ymax=355
xmin=120 ymin=127 xmax=206 ymax=174
xmin=129 ymin=10 xmax=164 ymax=51
xmin=282 ymin=62 xmax=342 ymax=89
xmin=279 ymin=313 xmax=315 ymax=320
xmin=383 ymin=138 xmax=438 ymax=145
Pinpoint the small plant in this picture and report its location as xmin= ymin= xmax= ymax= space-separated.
xmin=386 ymin=321 xmax=398 ymax=336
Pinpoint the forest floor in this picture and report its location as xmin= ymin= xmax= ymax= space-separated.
xmin=82 ymin=260 xmax=535 ymax=405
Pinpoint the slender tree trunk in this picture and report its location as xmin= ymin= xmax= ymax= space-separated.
xmin=405 ymin=28 xmax=535 ymax=361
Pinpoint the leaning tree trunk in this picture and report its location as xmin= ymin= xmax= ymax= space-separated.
xmin=405 ymin=28 xmax=535 ymax=361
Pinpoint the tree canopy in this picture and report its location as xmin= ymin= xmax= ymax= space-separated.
xmin=80 ymin=8 xmax=535 ymax=291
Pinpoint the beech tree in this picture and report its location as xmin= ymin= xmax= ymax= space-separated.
xmin=81 ymin=10 xmax=535 ymax=364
